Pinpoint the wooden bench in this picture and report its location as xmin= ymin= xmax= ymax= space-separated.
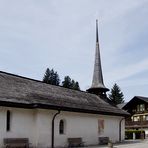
xmin=99 ymin=137 xmax=109 ymax=145
xmin=68 ymin=137 xmax=84 ymax=147
xmin=3 ymin=138 xmax=29 ymax=148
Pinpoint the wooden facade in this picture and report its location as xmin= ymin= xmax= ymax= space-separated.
xmin=122 ymin=96 xmax=148 ymax=138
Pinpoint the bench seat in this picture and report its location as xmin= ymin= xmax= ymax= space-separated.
xmin=68 ymin=137 xmax=84 ymax=147
xmin=3 ymin=138 xmax=29 ymax=148
xmin=99 ymin=137 xmax=109 ymax=145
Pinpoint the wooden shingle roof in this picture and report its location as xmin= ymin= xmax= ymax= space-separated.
xmin=135 ymin=96 xmax=148 ymax=103
xmin=0 ymin=71 xmax=129 ymax=116
xmin=123 ymin=96 xmax=148 ymax=111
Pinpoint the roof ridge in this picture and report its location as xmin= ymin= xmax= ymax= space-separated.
xmin=0 ymin=70 xmax=90 ymax=94
xmin=0 ymin=70 xmax=42 ymax=83
xmin=135 ymin=96 xmax=148 ymax=99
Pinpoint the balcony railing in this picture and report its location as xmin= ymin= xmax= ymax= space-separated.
xmin=126 ymin=121 xmax=148 ymax=128
xmin=133 ymin=110 xmax=148 ymax=114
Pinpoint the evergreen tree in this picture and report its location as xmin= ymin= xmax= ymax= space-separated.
xmin=73 ymin=81 xmax=80 ymax=90
xmin=71 ymin=80 xmax=75 ymax=88
xmin=109 ymin=83 xmax=124 ymax=105
xmin=43 ymin=68 xmax=60 ymax=86
xmin=62 ymin=76 xmax=72 ymax=88
xmin=62 ymin=76 xmax=80 ymax=90
xmin=43 ymin=68 xmax=50 ymax=83
xmin=43 ymin=69 xmax=80 ymax=90
xmin=53 ymin=71 xmax=60 ymax=86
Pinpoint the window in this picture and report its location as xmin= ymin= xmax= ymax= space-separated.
xmin=6 ymin=110 xmax=11 ymax=131
xmin=137 ymin=105 xmax=140 ymax=111
xmin=137 ymin=104 xmax=145 ymax=112
xmin=98 ymin=119 xmax=104 ymax=134
xmin=132 ymin=109 xmax=136 ymax=113
xmin=140 ymin=104 xmax=145 ymax=111
xmin=146 ymin=115 xmax=148 ymax=121
xmin=133 ymin=116 xmax=140 ymax=121
xmin=59 ymin=120 xmax=65 ymax=134
xmin=142 ymin=115 xmax=146 ymax=121
xmin=131 ymin=116 xmax=134 ymax=121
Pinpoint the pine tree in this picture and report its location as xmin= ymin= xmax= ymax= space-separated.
xmin=73 ymin=81 xmax=80 ymax=90
xmin=109 ymin=83 xmax=124 ymax=105
xmin=43 ymin=68 xmax=50 ymax=83
xmin=62 ymin=76 xmax=72 ymax=88
xmin=71 ymin=80 xmax=75 ymax=88
xmin=43 ymin=68 xmax=60 ymax=86
xmin=53 ymin=71 xmax=60 ymax=86
xmin=62 ymin=76 xmax=80 ymax=90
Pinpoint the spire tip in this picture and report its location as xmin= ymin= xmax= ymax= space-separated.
xmin=96 ymin=20 xmax=98 ymax=42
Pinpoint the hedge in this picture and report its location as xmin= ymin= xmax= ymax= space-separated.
xmin=125 ymin=130 xmax=145 ymax=139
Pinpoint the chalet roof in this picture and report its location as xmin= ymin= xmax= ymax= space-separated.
xmin=0 ymin=71 xmax=129 ymax=116
xmin=135 ymin=96 xmax=148 ymax=103
xmin=123 ymin=96 xmax=148 ymax=111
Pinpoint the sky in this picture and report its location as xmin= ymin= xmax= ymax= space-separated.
xmin=0 ymin=0 xmax=148 ymax=102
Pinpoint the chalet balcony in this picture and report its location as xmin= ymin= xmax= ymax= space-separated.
xmin=134 ymin=110 xmax=148 ymax=114
xmin=125 ymin=121 xmax=148 ymax=128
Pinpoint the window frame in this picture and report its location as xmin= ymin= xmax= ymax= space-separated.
xmin=59 ymin=119 xmax=65 ymax=135
xmin=6 ymin=110 xmax=11 ymax=132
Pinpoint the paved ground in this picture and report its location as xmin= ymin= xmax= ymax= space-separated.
xmin=82 ymin=140 xmax=148 ymax=148
xmin=111 ymin=140 xmax=148 ymax=148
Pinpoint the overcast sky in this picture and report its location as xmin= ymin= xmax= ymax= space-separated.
xmin=0 ymin=0 xmax=148 ymax=101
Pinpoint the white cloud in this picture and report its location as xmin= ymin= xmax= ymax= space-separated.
xmin=106 ymin=58 xmax=148 ymax=83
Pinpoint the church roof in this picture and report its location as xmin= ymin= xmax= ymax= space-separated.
xmin=0 ymin=71 xmax=129 ymax=116
xmin=117 ymin=103 xmax=127 ymax=109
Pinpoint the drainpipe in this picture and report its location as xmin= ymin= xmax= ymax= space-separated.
xmin=51 ymin=110 xmax=60 ymax=148
xmin=119 ymin=118 xmax=124 ymax=142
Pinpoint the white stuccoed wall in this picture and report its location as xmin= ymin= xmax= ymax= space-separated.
xmin=35 ymin=109 xmax=53 ymax=147
xmin=0 ymin=107 xmax=125 ymax=147
xmin=53 ymin=112 xmax=125 ymax=147
xmin=0 ymin=107 xmax=36 ymax=147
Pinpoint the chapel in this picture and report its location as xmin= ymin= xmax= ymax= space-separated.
xmin=0 ymin=20 xmax=129 ymax=148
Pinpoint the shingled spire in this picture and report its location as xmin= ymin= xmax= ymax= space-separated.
xmin=87 ymin=20 xmax=109 ymax=97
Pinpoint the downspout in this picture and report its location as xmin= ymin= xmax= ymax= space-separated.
xmin=119 ymin=118 xmax=125 ymax=142
xmin=51 ymin=110 xmax=61 ymax=148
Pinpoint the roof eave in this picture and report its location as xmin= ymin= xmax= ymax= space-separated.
xmin=0 ymin=101 xmax=130 ymax=117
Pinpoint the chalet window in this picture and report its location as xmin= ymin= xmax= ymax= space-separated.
xmin=59 ymin=119 xmax=65 ymax=134
xmin=140 ymin=104 xmax=145 ymax=111
xmin=131 ymin=116 xmax=133 ymax=121
xmin=137 ymin=105 xmax=140 ymax=111
xmin=142 ymin=115 xmax=146 ymax=121
xmin=146 ymin=115 xmax=148 ymax=121
xmin=137 ymin=104 xmax=145 ymax=112
xmin=133 ymin=116 xmax=140 ymax=121
xmin=146 ymin=105 xmax=148 ymax=111
xmin=6 ymin=110 xmax=11 ymax=131
xmin=132 ymin=109 xmax=136 ymax=113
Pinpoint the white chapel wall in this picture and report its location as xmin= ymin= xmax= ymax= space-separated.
xmin=0 ymin=107 xmax=125 ymax=147
xmin=35 ymin=109 xmax=53 ymax=147
xmin=0 ymin=107 xmax=36 ymax=147
xmin=101 ymin=115 xmax=125 ymax=142
xmin=52 ymin=111 xmax=125 ymax=147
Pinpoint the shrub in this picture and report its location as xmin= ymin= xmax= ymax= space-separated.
xmin=125 ymin=130 xmax=145 ymax=139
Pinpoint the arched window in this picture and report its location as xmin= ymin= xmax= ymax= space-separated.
xmin=6 ymin=110 xmax=11 ymax=131
xmin=59 ymin=119 xmax=65 ymax=134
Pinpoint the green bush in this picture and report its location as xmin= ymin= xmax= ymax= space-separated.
xmin=125 ymin=130 xmax=145 ymax=139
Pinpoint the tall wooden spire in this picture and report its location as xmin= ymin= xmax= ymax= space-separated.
xmin=87 ymin=20 xmax=109 ymax=96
